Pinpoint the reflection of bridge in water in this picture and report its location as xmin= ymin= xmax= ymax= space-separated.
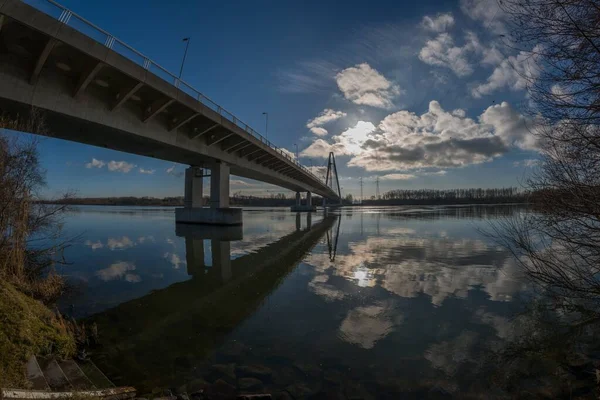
xmin=88 ymin=213 xmax=339 ymax=392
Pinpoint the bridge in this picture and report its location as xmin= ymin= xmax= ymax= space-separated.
xmin=87 ymin=215 xmax=339 ymax=391
xmin=0 ymin=0 xmax=341 ymax=224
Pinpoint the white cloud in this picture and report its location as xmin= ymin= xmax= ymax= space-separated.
xmin=306 ymin=109 xmax=347 ymax=134
xmin=335 ymin=63 xmax=400 ymax=109
xmin=310 ymin=127 xmax=328 ymax=136
xmin=460 ymin=0 xmax=506 ymax=34
xmin=85 ymin=158 xmax=105 ymax=169
xmin=303 ymin=101 xmax=536 ymax=172
xmin=96 ymin=261 xmax=136 ymax=281
xmin=513 ymin=159 xmax=539 ymax=167
xmin=380 ymin=173 xmax=416 ymax=180
xmin=166 ymin=165 xmax=184 ymax=178
xmin=139 ymin=168 xmax=155 ymax=175
xmin=418 ymin=32 xmax=482 ymax=77
xmin=230 ymin=179 xmax=252 ymax=187
xmin=421 ymin=13 xmax=455 ymax=32
xmin=107 ymin=161 xmax=136 ymax=173
xmin=471 ymin=47 xmax=541 ymax=98
xmin=301 ymin=121 xmax=376 ymax=158
xmin=279 ymin=148 xmax=296 ymax=159
xmin=479 ymin=101 xmax=538 ymax=150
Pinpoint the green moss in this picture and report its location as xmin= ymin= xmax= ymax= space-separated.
xmin=0 ymin=281 xmax=76 ymax=388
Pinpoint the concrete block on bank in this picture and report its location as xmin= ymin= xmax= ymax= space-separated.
xmin=175 ymin=207 xmax=242 ymax=225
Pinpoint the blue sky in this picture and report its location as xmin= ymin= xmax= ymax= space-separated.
xmin=19 ymin=0 xmax=540 ymax=199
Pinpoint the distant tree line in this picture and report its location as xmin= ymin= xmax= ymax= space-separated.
xmin=37 ymin=196 xmax=185 ymax=206
xmin=363 ymin=187 xmax=529 ymax=205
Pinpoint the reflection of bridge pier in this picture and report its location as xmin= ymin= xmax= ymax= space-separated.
xmin=295 ymin=212 xmax=312 ymax=231
xmin=176 ymin=224 xmax=243 ymax=281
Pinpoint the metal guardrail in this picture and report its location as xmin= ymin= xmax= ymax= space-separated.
xmin=21 ymin=0 xmax=328 ymax=188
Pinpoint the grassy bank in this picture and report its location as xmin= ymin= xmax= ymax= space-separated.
xmin=0 ymin=281 xmax=76 ymax=388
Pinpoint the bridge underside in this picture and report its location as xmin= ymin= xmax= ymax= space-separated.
xmin=0 ymin=0 xmax=340 ymax=224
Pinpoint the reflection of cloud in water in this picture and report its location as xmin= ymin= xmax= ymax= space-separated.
xmin=305 ymin=234 xmax=525 ymax=305
xmin=381 ymin=258 xmax=524 ymax=305
xmin=163 ymin=252 xmax=186 ymax=269
xmin=107 ymin=236 xmax=135 ymax=250
xmin=96 ymin=261 xmax=136 ymax=281
xmin=338 ymin=301 xmax=401 ymax=349
xmin=84 ymin=240 xmax=103 ymax=250
xmin=425 ymin=331 xmax=479 ymax=376
xmin=308 ymin=274 xmax=346 ymax=302
xmin=137 ymin=236 xmax=155 ymax=244
xmin=124 ymin=274 xmax=141 ymax=283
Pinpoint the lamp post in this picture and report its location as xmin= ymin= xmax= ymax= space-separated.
xmin=179 ymin=37 xmax=191 ymax=80
xmin=293 ymin=143 xmax=298 ymax=160
xmin=262 ymin=112 xmax=268 ymax=141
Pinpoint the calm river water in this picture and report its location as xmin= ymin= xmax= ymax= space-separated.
xmin=57 ymin=205 xmax=530 ymax=398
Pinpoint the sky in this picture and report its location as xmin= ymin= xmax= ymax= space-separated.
xmin=18 ymin=0 xmax=540 ymax=199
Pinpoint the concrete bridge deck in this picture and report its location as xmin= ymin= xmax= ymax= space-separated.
xmin=0 ymin=0 xmax=339 ymax=223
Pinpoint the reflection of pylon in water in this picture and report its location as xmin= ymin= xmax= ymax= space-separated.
xmin=376 ymin=176 xmax=380 ymax=200
xmin=359 ymin=177 xmax=364 ymax=204
xmin=326 ymin=216 xmax=341 ymax=262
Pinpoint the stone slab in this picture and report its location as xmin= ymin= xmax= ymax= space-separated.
xmin=175 ymin=207 xmax=242 ymax=226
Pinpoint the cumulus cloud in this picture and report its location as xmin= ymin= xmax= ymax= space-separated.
xmin=380 ymin=173 xmax=416 ymax=180
xmin=307 ymin=109 xmax=347 ymax=128
xmin=303 ymin=101 xmax=536 ymax=172
xmin=310 ymin=127 xmax=328 ymax=136
xmin=421 ymin=13 xmax=455 ymax=32
xmin=279 ymin=148 xmax=296 ymax=159
xmin=460 ymin=0 xmax=506 ymax=34
xmin=85 ymin=158 xmax=105 ymax=169
xmin=513 ymin=159 xmax=539 ymax=167
xmin=335 ymin=63 xmax=400 ymax=109
xmin=107 ymin=161 xmax=136 ymax=173
xmin=471 ymin=47 xmax=541 ymax=97
xmin=301 ymin=121 xmax=376 ymax=158
xmin=96 ymin=261 xmax=136 ymax=281
xmin=306 ymin=109 xmax=347 ymax=136
xmin=139 ymin=168 xmax=155 ymax=175
xmin=419 ymin=32 xmax=482 ymax=76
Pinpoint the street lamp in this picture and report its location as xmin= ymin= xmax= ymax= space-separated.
xmin=293 ymin=143 xmax=298 ymax=159
xmin=179 ymin=37 xmax=191 ymax=80
xmin=262 ymin=112 xmax=268 ymax=141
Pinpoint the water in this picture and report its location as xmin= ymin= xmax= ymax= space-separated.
xmin=57 ymin=205 xmax=529 ymax=397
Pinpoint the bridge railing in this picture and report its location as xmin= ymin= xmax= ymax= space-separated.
xmin=21 ymin=0 xmax=330 ymax=189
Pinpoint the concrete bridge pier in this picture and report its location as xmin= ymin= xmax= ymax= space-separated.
xmin=291 ymin=191 xmax=316 ymax=212
xmin=176 ymin=162 xmax=243 ymax=225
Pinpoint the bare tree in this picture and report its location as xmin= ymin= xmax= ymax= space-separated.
xmin=0 ymin=109 xmax=73 ymax=303
xmin=493 ymin=0 xmax=600 ymax=318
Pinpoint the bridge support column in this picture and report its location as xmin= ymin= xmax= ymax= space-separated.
xmin=290 ymin=191 xmax=316 ymax=212
xmin=175 ymin=161 xmax=242 ymax=225
xmin=210 ymin=161 xmax=230 ymax=208
xmin=184 ymin=167 xmax=203 ymax=208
